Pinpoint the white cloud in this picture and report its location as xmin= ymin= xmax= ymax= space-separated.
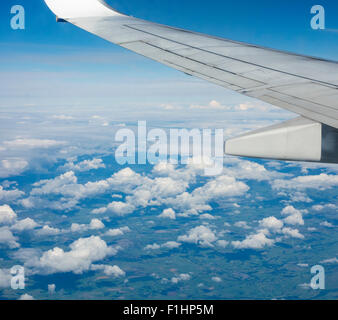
xmin=0 ymin=227 xmax=20 ymax=248
xmin=105 ymin=227 xmax=130 ymax=237
xmin=234 ymin=221 xmax=251 ymax=229
xmin=281 ymin=206 xmax=305 ymax=226
xmin=178 ymin=226 xmax=217 ymax=247
xmin=0 ymin=158 xmax=29 ymax=178
xmin=145 ymin=241 xmax=181 ymax=250
xmin=70 ymin=219 xmax=105 ymax=232
xmin=321 ymin=257 xmax=338 ymax=264
xmin=28 ymin=236 xmax=117 ymax=274
xmin=11 ymin=218 xmax=39 ymax=232
xmin=162 ymin=241 xmax=181 ymax=249
xmin=257 ymin=215 xmax=304 ymax=240
xmin=36 ymin=225 xmax=62 ymax=236
xmin=26 ymin=164 xmax=248 ymax=217
xmin=232 ymin=232 xmax=275 ymax=249
xmin=212 ymin=276 xmax=222 ymax=283
xmin=0 ymin=186 xmax=24 ymax=202
xmin=4 ymin=138 xmax=65 ymax=149
xmin=0 ymin=205 xmax=39 ymax=233
xmin=172 ymin=175 xmax=249 ymax=216
xmin=25 ymin=169 xmax=126 ymax=211
xmin=145 ymin=243 xmax=161 ymax=250
xmin=320 ymin=221 xmax=334 ymax=228
xmin=63 ymin=158 xmax=105 ymax=172
xmin=224 ymin=160 xmax=287 ymax=181
xmin=89 ymin=219 xmax=105 ymax=230
xmin=158 ymin=208 xmax=176 ymax=220
xmin=281 ymin=227 xmax=304 ymax=239
xmin=0 ymin=205 xmax=17 ymax=225
xmin=312 ymin=204 xmax=337 ymax=211
xmin=91 ymin=264 xmax=125 ymax=277
xmin=289 ymin=192 xmax=313 ymax=203
xmin=272 ymin=174 xmax=338 ymax=190
xmin=171 ymin=273 xmax=191 ymax=284
xmin=200 ymin=214 xmax=217 ymax=220
xmin=259 ymin=216 xmax=284 ymax=231
xmin=216 ymin=240 xmax=229 ymax=248
xmin=93 ymin=201 xmax=135 ymax=216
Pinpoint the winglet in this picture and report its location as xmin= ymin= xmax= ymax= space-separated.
xmin=44 ymin=0 xmax=121 ymax=19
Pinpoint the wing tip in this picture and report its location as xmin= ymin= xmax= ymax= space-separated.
xmin=44 ymin=0 xmax=121 ymax=19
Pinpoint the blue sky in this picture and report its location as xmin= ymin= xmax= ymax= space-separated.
xmin=0 ymin=1 xmax=338 ymax=300
xmin=1 ymin=0 xmax=338 ymax=54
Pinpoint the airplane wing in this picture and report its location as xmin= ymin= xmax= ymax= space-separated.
xmin=44 ymin=0 xmax=338 ymax=163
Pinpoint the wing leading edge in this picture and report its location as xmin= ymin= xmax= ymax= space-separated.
xmin=44 ymin=0 xmax=338 ymax=163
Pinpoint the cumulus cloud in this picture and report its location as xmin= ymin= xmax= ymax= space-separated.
xmin=62 ymin=158 xmax=105 ymax=172
xmin=281 ymin=206 xmax=305 ymax=226
xmin=223 ymin=160 xmax=288 ymax=181
xmin=158 ymin=208 xmax=176 ymax=220
xmin=171 ymin=273 xmax=191 ymax=284
xmin=312 ymin=204 xmax=337 ymax=211
xmin=234 ymin=221 xmax=251 ymax=229
xmin=70 ymin=219 xmax=105 ymax=232
xmin=27 ymin=171 xmax=113 ymax=210
xmin=91 ymin=164 xmax=249 ymax=219
xmin=0 ymin=158 xmax=29 ymax=178
xmin=24 ymin=162 xmax=249 ymax=218
xmin=216 ymin=240 xmax=229 ymax=248
xmin=27 ymin=236 xmax=117 ymax=274
xmin=92 ymin=167 xmax=190 ymax=215
xmin=105 ymin=227 xmax=130 ymax=237
xmin=259 ymin=216 xmax=284 ymax=231
xmin=320 ymin=221 xmax=334 ymax=228
xmin=0 ymin=205 xmax=17 ymax=225
xmin=36 ymin=225 xmax=62 ymax=236
xmin=200 ymin=214 xmax=217 ymax=220
xmin=257 ymin=215 xmax=304 ymax=240
xmin=91 ymin=264 xmax=125 ymax=277
xmin=145 ymin=241 xmax=181 ymax=251
xmin=145 ymin=243 xmax=161 ymax=250
xmin=96 ymin=201 xmax=136 ymax=216
xmin=272 ymin=174 xmax=338 ymax=190
xmin=178 ymin=226 xmax=217 ymax=247
xmin=11 ymin=218 xmax=39 ymax=232
xmin=171 ymin=175 xmax=249 ymax=216
xmin=0 ymin=205 xmax=39 ymax=234
xmin=0 ymin=186 xmax=25 ymax=202
xmin=281 ymin=227 xmax=304 ymax=239
xmin=288 ymin=192 xmax=313 ymax=203
xmin=0 ymin=227 xmax=20 ymax=248
xmin=232 ymin=232 xmax=275 ymax=249
xmin=27 ymin=167 xmax=172 ymax=212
